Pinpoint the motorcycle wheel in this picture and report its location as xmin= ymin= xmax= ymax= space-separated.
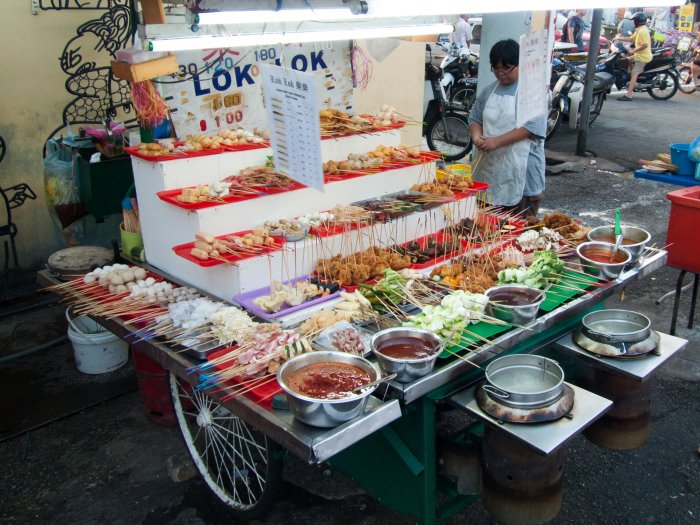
xmin=449 ymin=86 xmax=476 ymax=112
xmin=426 ymin=111 xmax=472 ymax=161
xmin=545 ymin=106 xmax=562 ymax=142
xmin=587 ymin=92 xmax=604 ymax=127
xmin=647 ymin=71 xmax=679 ymax=100
xmin=677 ymin=65 xmax=696 ymax=94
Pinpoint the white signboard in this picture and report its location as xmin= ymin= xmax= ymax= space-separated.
xmin=261 ymin=64 xmax=324 ymax=192
xmin=517 ymin=29 xmax=549 ymax=128
xmin=161 ymin=43 xmax=354 ymax=138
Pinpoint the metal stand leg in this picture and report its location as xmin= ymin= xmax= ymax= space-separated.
xmin=670 ymin=270 xmax=688 ymax=336
xmin=689 ymin=274 xmax=699 ymax=329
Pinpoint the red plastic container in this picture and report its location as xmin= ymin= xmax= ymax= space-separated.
xmin=132 ymin=348 xmax=176 ymax=427
xmin=666 ymin=186 xmax=700 ymax=272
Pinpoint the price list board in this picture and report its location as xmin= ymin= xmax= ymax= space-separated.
xmin=261 ymin=64 xmax=324 ymax=192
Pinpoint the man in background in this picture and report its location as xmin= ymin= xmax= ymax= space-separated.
xmin=567 ymin=10 xmax=586 ymax=51
xmin=452 ymin=14 xmax=473 ymax=50
xmin=616 ymin=12 xmax=653 ymax=101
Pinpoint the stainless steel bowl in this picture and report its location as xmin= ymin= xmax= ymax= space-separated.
xmin=277 ymin=351 xmax=379 ymax=428
xmin=587 ymin=225 xmax=651 ymax=263
xmin=577 ymin=241 xmax=631 ymax=280
xmin=484 ymin=285 xmax=545 ymax=325
xmin=580 ymin=309 xmax=651 ymax=344
xmin=484 ymin=354 xmax=565 ymax=408
xmin=370 ymin=327 xmax=443 ymax=383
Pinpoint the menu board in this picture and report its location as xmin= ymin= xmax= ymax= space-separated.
xmin=517 ymin=29 xmax=549 ymax=129
xmin=261 ymin=64 xmax=324 ymax=192
xmin=160 ymin=43 xmax=354 ymax=138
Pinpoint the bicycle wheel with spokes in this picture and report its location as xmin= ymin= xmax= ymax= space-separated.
xmin=426 ymin=111 xmax=472 ymax=161
xmin=170 ymin=373 xmax=282 ymax=520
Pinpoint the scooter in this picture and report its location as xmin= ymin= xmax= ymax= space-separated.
xmin=437 ymin=42 xmax=477 ymax=101
xmin=422 ymin=45 xmax=472 ymax=161
xmin=597 ymin=45 xmax=680 ymax=100
xmin=546 ymin=55 xmax=615 ymax=141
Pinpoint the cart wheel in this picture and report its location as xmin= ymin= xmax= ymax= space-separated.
xmin=170 ymin=373 xmax=283 ymax=520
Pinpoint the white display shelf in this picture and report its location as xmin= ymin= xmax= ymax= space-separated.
xmin=143 ymin=194 xmax=478 ymax=301
xmin=130 ymin=127 xmax=476 ymax=302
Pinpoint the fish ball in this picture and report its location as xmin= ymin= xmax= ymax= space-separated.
xmin=115 ymin=284 xmax=128 ymax=294
xmin=134 ymin=268 xmax=147 ymax=280
xmin=145 ymin=277 xmax=156 ymax=287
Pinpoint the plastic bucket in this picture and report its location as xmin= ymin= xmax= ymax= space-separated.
xmin=66 ymin=309 xmax=128 ymax=374
xmin=670 ymin=144 xmax=694 ymax=176
xmin=120 ymin=222 xmax=144 ymax=261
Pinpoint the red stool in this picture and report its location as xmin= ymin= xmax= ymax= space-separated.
xmin=132 ymin=347 xmax=176 ymax=427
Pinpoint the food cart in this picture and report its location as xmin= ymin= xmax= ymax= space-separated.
xmin=45 ymin=126 xmax=686 ymax=524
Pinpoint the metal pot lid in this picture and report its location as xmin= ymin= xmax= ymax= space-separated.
xmin=580 ymin=309 xmax=651 ymax=344
xmin=476 ymin=382 xmax=575 ymax=424
xmin=47 ymin=246 xmax=115 ymax=281
xmin=573 ymin=328 xmax=660 ymax=358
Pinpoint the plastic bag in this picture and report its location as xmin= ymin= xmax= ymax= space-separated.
xmin=44 ymin=139 xmax=87 ymax=233
xmin=688 ymin=136 xmax=700 ymax=163
xmin=315 ymin=321 xmax=368 ymax=355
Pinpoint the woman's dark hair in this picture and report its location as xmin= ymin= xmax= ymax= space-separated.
xmin=489 ymin=39 xmax=519 ymax=68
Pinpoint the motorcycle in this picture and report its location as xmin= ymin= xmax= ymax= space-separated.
xmin=436 ymin=42 xmax=478 ymax=102
xmin=597 ymin=44 xmax=680 ymax=100
xmin=423 ymin=45 xmax=472 ymax=161
xmin=546 ymin=56 xmax=615 ymax=141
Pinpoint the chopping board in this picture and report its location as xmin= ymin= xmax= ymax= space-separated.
xmin=47 ymin=246 xmax=115 ymax=280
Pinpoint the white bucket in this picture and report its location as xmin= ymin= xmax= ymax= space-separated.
xmin=66 ymin=309 xmax=129 ymax=374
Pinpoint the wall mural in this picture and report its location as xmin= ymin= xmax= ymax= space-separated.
xmin=47 ymin=1 xmax=134 ymax=141
xmin=39 ymin=0 xmax=129 ymax=11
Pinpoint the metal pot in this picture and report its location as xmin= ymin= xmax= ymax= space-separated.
xmin=578 ymin=309 xmax=651 ymax=345
xmin=277 ymin=351 xmax=379 ymax=428
xmin=576 ymin=241 xmax=631 ymax=280
xmin=484 ymin=285 xmax=545 ymax=325
xmin=483 ymin=354 xmax=565 ymax=409
xmin=587 ymin=225 xmax=650 ymax=264
xmin=370 ymin=327 xmax=443 ymax=383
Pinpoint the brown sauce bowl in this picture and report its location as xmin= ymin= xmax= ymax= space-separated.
xmin=576 ymin=241 xmax=631 ymax=281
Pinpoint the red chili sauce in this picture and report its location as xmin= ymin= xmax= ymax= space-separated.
xmin=377 ymin=337 xmax=436 ymax=359
xmin=582 ymin=248 xmax=628 ymax=264
xmin=287 ymin=362 xmax=370 ymax=400
xmin=488 ymin=290 xmax=537 ymax=306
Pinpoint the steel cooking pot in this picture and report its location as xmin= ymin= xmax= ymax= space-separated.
xmin=483 ymin=354 xmax=565 ymax=409
xmin=579 ymin=309 xmax=651 ymax=345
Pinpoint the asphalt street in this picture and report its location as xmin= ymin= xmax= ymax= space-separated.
xmin=1 ymin=89 xmax=699 ymax=525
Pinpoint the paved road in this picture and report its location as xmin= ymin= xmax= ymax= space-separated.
xmin=1 ymin=91 xmax=699 ymax=525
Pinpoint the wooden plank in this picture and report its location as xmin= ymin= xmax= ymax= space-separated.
xmin=111 ymin=54 xmax=179 ymax=83
xmin=140 ymin=0 xmax=166 ymax=24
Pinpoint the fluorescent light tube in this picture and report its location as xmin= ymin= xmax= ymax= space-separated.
xmin=149 ymin=23 xmax=454 ymax=52
xmin=195 ymin=8 xmax=359 ymax=25
xmin=365 ymin=0 xmax=683 ymax=16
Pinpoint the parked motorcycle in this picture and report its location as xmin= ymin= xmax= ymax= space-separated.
xmin=597 ymin=45 xmax=680 ymax=100
xmin=423 ymin=46 xmax=472 ymax=161
xmin=546 ymin=56 xmax=615 ymax=141
xmin=436 ymin=42 xmax=478 ymax=102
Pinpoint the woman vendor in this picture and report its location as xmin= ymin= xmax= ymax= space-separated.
xmin=468 ymin=39 xmax=546 ymax=217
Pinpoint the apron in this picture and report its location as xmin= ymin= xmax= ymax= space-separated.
xmin=473 ymin=84 xmax=530 ymax=207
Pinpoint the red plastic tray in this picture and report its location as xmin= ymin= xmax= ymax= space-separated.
xmin=400 ymin=232 xmax=467 ymax=269
xmin=220 ymin=141 xmax=270 ymax=152
xmin=451 ymin=181 xmax=489 ymax=199
xmin=310 ymin=272 xmax=377 ymax=293
xmin=157 ymin=187 xmax=264 ymax=210
xmin=173 ymin=231 xmax=286 ymax=267
xmin=207 ymin=346 xmax=281 ymax=404
xmin=125 ymin=144 xmax=224 ymax=162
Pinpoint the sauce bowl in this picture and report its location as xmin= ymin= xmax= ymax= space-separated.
xmin=576 ymin=241 xmax=631 ymax=280
xmin=370 ymin=327 xmax=443 ymax=383
xmin=277 ymin=351 xmax=379 ymax=428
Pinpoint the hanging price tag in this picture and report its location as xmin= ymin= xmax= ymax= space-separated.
xmin=261 ymin=64 xmax=324 ymax=192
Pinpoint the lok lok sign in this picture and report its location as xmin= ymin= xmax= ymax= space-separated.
xmin=162 ymin=43 xmax=354 ymax=138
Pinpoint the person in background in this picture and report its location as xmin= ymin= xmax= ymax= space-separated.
xmin=468 ymin=40 xmax=546 ymax=217
xmin=617 ymin=11 xmax=635 ymax=38
xmin=560 ymin=10 xmax=585 ymax=51
xmin=616 ymin=12 xmax=653 ymax=101
xmin=452 ymin=14 xmax=473 ymax=50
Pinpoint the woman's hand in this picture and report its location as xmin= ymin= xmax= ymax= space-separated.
xmin=472 ymin=134 xmax=485 ymax=149
xmin=479 ymin=136 xmax=501 ymax=152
